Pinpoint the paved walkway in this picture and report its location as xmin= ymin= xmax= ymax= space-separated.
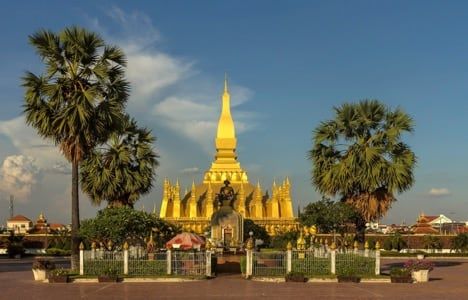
xmin=0 ymin=259 xmax=467 ymax=299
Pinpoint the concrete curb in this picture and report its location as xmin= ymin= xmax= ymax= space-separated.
xmin=68 ymin=278 xmax=203 ymax=283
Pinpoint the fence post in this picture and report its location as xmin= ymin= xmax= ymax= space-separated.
xmin=246 ymin=238 xmax=254 ymax=277
xmin=123 ymin=242 xmax=129 ymax=275
xmin=375 ymin=241 xmax=381 ymax=275
xmin=91 ymin=242 xmax=96 ymax=260
xmin=167 ymin=249 xmax=172 ymax=275
xmin=286 ymin=242 xmax=292 ymax=273
xmin=79 ymin=242 xmax=84 ymax=276
xmin=330 ymin=242 xmax=336 ymax=275
xmin=206 ymin=250 xmax=212 ymax=277
xmin=353 ymin=241 xmax=358 ymax=254
xmin=364 ymin=241 xmax=369 ymax=257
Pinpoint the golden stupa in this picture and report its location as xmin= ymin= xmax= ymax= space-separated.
xmin=159 ymin=77 xmax=298 ymax=235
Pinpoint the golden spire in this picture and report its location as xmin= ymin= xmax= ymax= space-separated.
xmin=217 ymin=75 xmax=235 ymax=141
xmin=205 ymin=76 xmax=247 ymax=184
xmin=224 ymin=72 xmax=228 ymax=93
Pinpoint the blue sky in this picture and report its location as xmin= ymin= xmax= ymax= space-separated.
xmin=1 ymin=0 xmax=468 ymax=226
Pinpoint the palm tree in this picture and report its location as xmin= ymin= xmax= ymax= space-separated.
xmin=80 ymin=117 xmax=159 ymax=207
xmin=23 ymin=27 xmax=129 ymax=269
xmin=309 ymin=100 xmax=416 ymax=238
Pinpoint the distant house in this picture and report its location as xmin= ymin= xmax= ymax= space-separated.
xmin=7 ymin=215 xmax=33 ymax=234
xmin=412 ymin=213 xmax=439 ymax=234
xmin=426 ymin=214 xmax=453 ymax=228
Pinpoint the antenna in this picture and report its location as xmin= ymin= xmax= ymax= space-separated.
xmin=9 ymin=195 xmax=14 ymax=218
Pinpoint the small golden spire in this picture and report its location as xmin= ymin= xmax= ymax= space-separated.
xmin=353 ymin=240 xmax=359 ymax=250
xmin=286 ymin=241 xmax=293 ymax=250
xmin=123 ymin=241 xmax=129 ymax=250
xmin=364 ymin=241 xmax=369 ymax=249
xmin=79 ymin=242 xmax=84 ymax=250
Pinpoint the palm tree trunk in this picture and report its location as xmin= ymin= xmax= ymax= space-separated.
xmin=70 ymin=160 xmax=80 ymax=270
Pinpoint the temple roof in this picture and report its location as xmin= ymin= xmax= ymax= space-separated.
xmin=8 ymin=215 xmax=32 ymax=222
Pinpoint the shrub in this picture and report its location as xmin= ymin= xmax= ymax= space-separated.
xmin=389 ymin=267 xmax=411 ymax=277
xmin=49 ymin=268 xmax=69 ymax=276
xmin=32 ymin=258 xmax=56 ymax=270
xmin=46 ymin=248 xmax=71 ymax=256
xmin=7 ymin=243 xmax=24 ymax=258
xmin=451 ymin=233 xmax=468 ymax=253
xmin=383 ymin=239 xmax=393 ymax=251
xmin=291 ymin=256 xmax=330 ymax=275
xmin=423 ymin=235 xmax=442 ymax=251
xmin=285 ymin=271 xmax=307 ymax=282
xmin=240 ymin=256 xmax=246 ymax=274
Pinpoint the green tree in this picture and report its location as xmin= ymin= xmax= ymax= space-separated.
xmin=299 ymin=198 xmax=358 ymax=234
xmin=23 ymin=27 xmax=129 ymax=268
xmin=79 ymin=207 xmax=179 ymax=247
xmin=451 ymin=233 xmax=468 ymax=253
xmin=80 ymin=117 xmax=159 ymax=208
xmin=423 ymin=235 xmax=443 ymax=252
xmin=309 ymin=100 xmax=416 ymax=239
xmin=243 ymin=219 xmax=270 ymax=246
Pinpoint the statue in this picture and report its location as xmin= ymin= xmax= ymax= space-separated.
xmin=217 ymin=180 xmax=235 ymax=207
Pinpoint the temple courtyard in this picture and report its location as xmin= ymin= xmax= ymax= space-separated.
xmin=0 ymin=258 xmax=467 ymax=299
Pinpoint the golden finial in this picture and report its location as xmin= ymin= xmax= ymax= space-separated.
xmin=324 ymin=239 xmax=329 ymax=246
xmin=224 ymin=72 xmax=228 ymax=93
xmin=107 ymin=240 xmax=113 ymax=250
xmin=246 ymin=238 xmax=254 ymax=250
xmin=91 ymin=242 xmax=96 ymax=250
xmin=79 ymin=242 xmax=84 ymax=250
xmin=330 ymin=242 xmax=336 ymax=250
xmin=364 ymin=241 xmax=369 ymax=249
xmin=353 ymin=241 xmax=359 ymax=250
xmin=286 ymin=241 xmax=293 ymax=250
xmin=375 ymin=241 xmax=380 ymax=250
xmin=206 ymin=239 xmax=212 ymax=250
xmin=123 ymin=241 xmax=129 ymax=250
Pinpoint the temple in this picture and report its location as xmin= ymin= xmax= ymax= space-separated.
xmin=159 ymin=77 xmax=298 ymax=235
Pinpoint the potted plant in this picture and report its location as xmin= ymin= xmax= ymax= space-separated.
xmin=404 ymin=259 xmax=434 ymax=283
xmin=389 ymin=267 xmax=413 ymax=283
xmin=337 ymin=266 xmax=361 ymax=283
xmin=32 ymin=258 xmax=56 ymax=281
xmin=48 ymin=268 xmax=70 ymax=283
xmin=98 ymin=266 xmax=120 ymax=283
xmin=285 ymin=271 xmax=307 ymax=282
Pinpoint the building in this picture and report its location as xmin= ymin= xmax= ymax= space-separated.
xmin=159 ymin=78 xmax=297 ymax=235
xmin=6 ymin=215 xmax=33 ymax=234
xmin=412 ymin=213 xmax=439 ymax=234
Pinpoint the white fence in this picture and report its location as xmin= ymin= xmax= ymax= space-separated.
xmin=80 ymin=247 xmax=212 ymax=277
xmin=246 ymin=247 xmax=380 ymax=277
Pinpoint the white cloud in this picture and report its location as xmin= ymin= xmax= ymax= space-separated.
xmin=428 ymin=188 xmax=451 ymax=197
xmin=0 ymin=155 xmax=40 ymax=202
xmin=87 ymin=7 xmax=255 ymax=152
xmin=0 ymin=116 xmax=67 ymax=168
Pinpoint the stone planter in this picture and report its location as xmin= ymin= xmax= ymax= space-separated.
xmin=390 ymin=276 xmax=413 ymax=283
xmin=32 ymin=269 xmax=47 ymax=281
xmin=337 ymin=275 xmax=361 ymax=283
xmin=412 ymin=270 xmax=429 ymax=283
xmin=48 ymin=275 xmax=69 ymax=283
